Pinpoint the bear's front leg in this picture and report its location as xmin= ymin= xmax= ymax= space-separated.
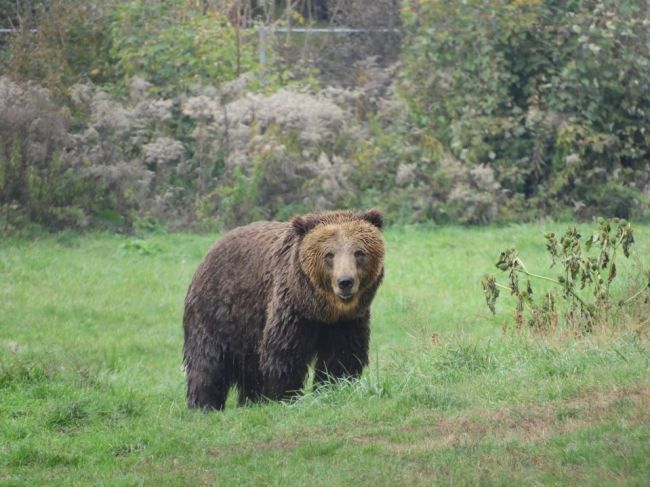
xmin=314 ymin=315 xmax=370 ymax=386
xmin=259 ymin=312 xmax=318 ymax=401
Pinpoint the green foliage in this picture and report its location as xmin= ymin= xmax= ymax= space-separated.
xmin=109 ymin=1 xmax=257 ymax=96
xmin=205 ymin=165 xmax=264 ymax=229
xmin=3 ymin=0 xmax=650 ymax=231
xmin=0 ymin=1 xmax=320 ymax=232
xmin=118 ymin=238 xmax=164 ymax=256
xmin=3 ymin=0 xmax=259 ymax=99
xmin=347 ymin=117 xmax=441 ymax=224
xmin=482 ymin=218 xmax=650 ymax=331
xmin=0 ymin=79 xmax=99 ymax=230
xmin=401 ymin=0 xmax=650 ymax=219
xmin=3 ymin=0 xmax=115 ymax=98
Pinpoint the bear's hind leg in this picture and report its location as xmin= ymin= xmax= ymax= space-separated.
xmin=236 ymin=383 xmax=262 ymax=406
xmin=235 ymin=356 xmax=263 ymax=406
xmin=184 ymin=340 xmax=231 ymax=410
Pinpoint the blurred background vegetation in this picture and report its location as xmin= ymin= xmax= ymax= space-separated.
xmin=0 ymin=0 xmax=648 ymax=233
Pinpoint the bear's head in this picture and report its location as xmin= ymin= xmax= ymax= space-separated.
xmin=292 ymin=209 xmax=384 ymax=319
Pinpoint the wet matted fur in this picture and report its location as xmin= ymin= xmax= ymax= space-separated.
xmin=183 ymin=209 xmax=385 ymax=410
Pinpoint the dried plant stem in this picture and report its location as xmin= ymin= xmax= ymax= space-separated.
xmin=516 ymin=259 xmax=557 ymax=284
xmin=620 ymin=285 xmax=649 ymax=306
xmin=516 ymin=257 xmax=593 ymax=314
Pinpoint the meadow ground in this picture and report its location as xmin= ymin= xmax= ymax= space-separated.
xmin=1 ymin=223 xmax=649 ymax=486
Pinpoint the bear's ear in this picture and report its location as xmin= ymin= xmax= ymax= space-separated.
xmin=291 ymin=215 xmax=319 ymax=236
xmin=359 ymin=209 xmax=383 ymax=230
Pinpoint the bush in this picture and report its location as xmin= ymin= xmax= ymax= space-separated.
xmin=0 ymin=76 xmax=184 ymax=232
xmin=3 ymin=0 xmax=258 ymax=100
xmin=3 ymin=1 xmax=648 ymax=231
xmin=346 ymin=79 xmax=506 ymax=225
xmin=0 ymin=77 xmax=92 ymax=229
xmin=0 ymin=73 xmax=383 ymax=231
xmin=188 ymin=86 xmax=363 ymax=227
xmin=401 ymin=0 xmax=650 ymax=219
xmin=3 ymin=0 xmax=115 ymax=99
xmin=109 ymin=1 xmax=257 ymax=97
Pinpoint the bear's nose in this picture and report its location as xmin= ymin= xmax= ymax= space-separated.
xmin=337 ymin=277 xmax=354 ymax=290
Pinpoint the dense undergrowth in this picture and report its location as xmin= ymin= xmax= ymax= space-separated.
xmin=1 ymin=0 xmax=648 ymax=232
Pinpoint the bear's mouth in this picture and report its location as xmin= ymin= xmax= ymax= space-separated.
xmin=336 ymin=290 xmax=354 ymax=301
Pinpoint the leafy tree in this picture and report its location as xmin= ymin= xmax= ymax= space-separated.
xmin=109 ymin=0 xmax=257 ymax=96
xmin=2 ymin=0 xmax=115 ymax=98
xmin=401 ymin=0 xmax=649 ymax=219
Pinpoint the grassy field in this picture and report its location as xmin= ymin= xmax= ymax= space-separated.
xmin=1 ymin=223 xmax=649 ymax=486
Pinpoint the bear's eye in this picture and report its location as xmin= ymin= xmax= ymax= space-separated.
xmin=324 ymin=252 xmax=334 ymax=263
xmin=354 ymin=250 xmax=365 ymax=259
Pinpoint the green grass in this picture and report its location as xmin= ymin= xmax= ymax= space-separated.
xmin=1 ymin=223 xmax=649 ymax=485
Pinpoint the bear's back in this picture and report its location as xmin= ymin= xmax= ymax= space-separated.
xmin=184 ymin=221 xmax=290 ymax=338
xmin=190 ymin=220 xmax=289 ymax=292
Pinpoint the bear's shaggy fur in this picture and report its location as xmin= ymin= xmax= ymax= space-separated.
xmin=183 ymin=210 xmax=385 ymax=410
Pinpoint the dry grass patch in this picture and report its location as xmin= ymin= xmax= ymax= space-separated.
xmin=202 ymin=384 xmax=648 ymax=460
xmin=348 ymin=384 xmax=649 ymax=453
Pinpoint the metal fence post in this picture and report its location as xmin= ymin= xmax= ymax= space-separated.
xmin=258 ymin=26 xmax=266 ymax=67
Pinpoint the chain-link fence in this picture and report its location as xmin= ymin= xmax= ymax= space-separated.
xmin=258 ymin=26 xmax=402 ymax=87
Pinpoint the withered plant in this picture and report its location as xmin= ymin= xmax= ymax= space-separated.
xmin=482 ymin=218 xmax=650 ymax=332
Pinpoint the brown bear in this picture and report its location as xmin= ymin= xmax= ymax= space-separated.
xmin=183 ymin=209 xmax=385 ymax=410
